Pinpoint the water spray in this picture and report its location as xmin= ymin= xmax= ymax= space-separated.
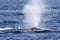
xmin=23 ymin=0 xmax=45 ymax=28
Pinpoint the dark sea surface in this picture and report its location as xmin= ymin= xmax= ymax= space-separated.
xmin=0 ymin=0 xmax=60 ymax=40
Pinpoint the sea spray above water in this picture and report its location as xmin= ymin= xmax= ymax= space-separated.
xmin=23 ymin=0 xmax=45 ymax=28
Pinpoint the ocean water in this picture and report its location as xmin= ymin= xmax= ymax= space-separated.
xmin=0 ymin=0 xmax=60 ymax=40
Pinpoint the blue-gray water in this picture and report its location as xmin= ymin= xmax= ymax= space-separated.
xmin=0 ymin=0 xmax=60 ymax=40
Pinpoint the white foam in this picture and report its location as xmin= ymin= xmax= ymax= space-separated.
xmin=0 ymin=28 xmax=13 ymax=31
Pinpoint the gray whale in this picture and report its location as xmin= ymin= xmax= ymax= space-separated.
xmin=0 ymin=27 xmax=52 ymax=33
